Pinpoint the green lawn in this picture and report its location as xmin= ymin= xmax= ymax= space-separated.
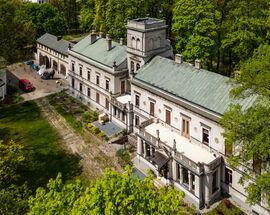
xmin=204 ymin=199 xmax=245 ymax=215
xmin=0 ymin=101 xmax=82 ymax=191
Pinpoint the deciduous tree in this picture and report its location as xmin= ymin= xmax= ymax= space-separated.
xmin=221 ymin=45 xmax=270 ymax=207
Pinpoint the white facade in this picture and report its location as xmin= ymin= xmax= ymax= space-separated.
xmin=40 ymin=17 xmax=270 ymax=214
xmin=68 ymin=36 xmax=132 ymax=130
xmin=37 ymin=44 xmax=69 ymax=78
xmin=131 ymin=73 xmax=269 ymax=214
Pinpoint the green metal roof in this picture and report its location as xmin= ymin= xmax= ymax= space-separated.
xmin=37 ymin=33 xmax=74 ymax=55
xmin=71 ymin=36 xmax=127 ymax=68
xmin=135 ymin=56 xmax=255 ymax=115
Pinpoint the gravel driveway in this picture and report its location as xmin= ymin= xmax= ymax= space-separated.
xmin=7 ymin=63 xmax=68 ymax=101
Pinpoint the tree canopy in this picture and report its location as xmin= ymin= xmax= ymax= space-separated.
xmin=28 ymin=168 xmax=193 ymax=215
xmin=221 ymin=44 xmax=270 ymax=207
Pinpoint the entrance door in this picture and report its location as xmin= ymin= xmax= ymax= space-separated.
xmin=165 ymin=110 xmax=171 ymax=125
xmin=121 ymin=81 xmax=125 ymax=94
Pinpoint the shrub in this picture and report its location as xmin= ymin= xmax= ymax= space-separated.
xmin=91 ymin=126 xmax=100 ymax=134
xmin=92 ymin=112 xmax=98 ymax=121
xmin=98 ymin=131 xmax=107 ymax=139
xmin=87 ymin=123 xmax=94 ymax=129
xmin=116 ymin=149 xmax=131 ymax=166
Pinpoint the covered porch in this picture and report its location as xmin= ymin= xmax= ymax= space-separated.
xmin=110 ymin=94 xmax=133 ymax=132
xmin=135 ymin=118 xmax=222 ymax=209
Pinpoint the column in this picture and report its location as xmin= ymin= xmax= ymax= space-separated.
xmin=149 ymin=145 xmax=152 ymax=157
xmin=217 ymin=166 xmax=221 ymax=189
xmin=172 ymin=160 xmax=177 ymax=181
xmin=180 ymin=165 xmax=183 ymax=184
xmin=188 ymin=171 xmax=192 ymax=191
xmin=143 ymin=142 xmax=147 ymax=158
xmin=137 ymin=138 xmax=142 ymax=155
xmin=195 ymin=175 xmax=200 ymax=197
xmin=205 ymin=174 xmax=212 ymax=207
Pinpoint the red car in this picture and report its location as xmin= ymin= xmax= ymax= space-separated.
xmin=19 ymin=79 xmax=34 ymax=92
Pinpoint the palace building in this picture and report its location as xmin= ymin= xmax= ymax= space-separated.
xmin=37 ymin=18 xmax=269 ymax=215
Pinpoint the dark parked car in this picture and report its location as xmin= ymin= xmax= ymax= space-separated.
xmin=19 ymin=79 xmax=34 ymax=92
xmin=41 ymin=69 xmax=55 ymax=80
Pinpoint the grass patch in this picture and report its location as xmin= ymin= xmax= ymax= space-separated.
xmin=0 ymin=101 xmax=82 ymax=191
xmin=1 ymin=86 xmax=24 ymax=107
xmin=116 ymin=149 xmax=131 ymax=167
xmin=204 ymin=199 xmax=245 ymax=215
xmin=47 ymin=93 xmax=83 ymax=132
xmin=47 ymin=92 xmax=99 ymax=133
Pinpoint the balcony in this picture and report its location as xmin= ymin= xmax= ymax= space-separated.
xmin=138 ymin=119 xmax=220 ymax=173
xmin=111 ymin=94 xmax=131 ymax=111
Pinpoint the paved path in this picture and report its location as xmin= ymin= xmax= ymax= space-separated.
xmin=35 ymin=97 xmax=123 ymax=181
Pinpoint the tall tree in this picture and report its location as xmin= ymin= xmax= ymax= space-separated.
xmin=80 ymin=0 xmax=95 ymax=32
xmin=221 ymin=0 xmax=269 ymax=66
xmin=21 ymin=3 xmax=66 ymax=37
xmin=172 ymin=0 xmax=221 ymax=69
xmin=221 ymin=44 xmax=270 ymax=207
xmin=28 ymin=168 xmax=194 ymax=214
xmin=0 ymin=0 xmax=35 ymax=63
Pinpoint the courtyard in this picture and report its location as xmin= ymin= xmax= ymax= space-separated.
xmin=6 ymin=63 xmax=67 ymax=101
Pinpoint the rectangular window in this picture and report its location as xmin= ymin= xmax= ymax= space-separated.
xmin=79 ymin=83 xmax=82 ymax=92
xmin=71 ymin=78 xmax=75 ymax=88
xmin=141 ymin=140 xmax=144 ymax=155
xmin=150 ymin=102 xmax=155 ymax=116
xmin=105 ymin=98 xmax=109 ymax=110
xmin=225 ymin=168 xmax=232 ymax=185
xmin=106 ymin=80 xmax=110 ymax=91
xmin=79 ymin=67 xmax=82 ymax=76
xmin=182 ymin=118 xmax=190 ymax=138
xmin=96 ymin=92 xmax=100 ymax=104
xmin=135 ymin=95 xmax=140 ymax=107
xmin=87 ymin=70 xmax=91 ymax=81
xmin=135 ymin=115 xmax=140 ymax=127
xmin=71 ymin=63 xmax=75 ymax=72
xmin=87 ymin=87 xmax=90 ymax=97
xmin=96 ymin=75 xmax=100 ymax=85
xmin=165 ymin=110 xmax=171 ymax=125
xmin=182 ymin=167 xmax=189 ymax=185
xmin=121 ymin=80 xmax=125 ymax=94
xmin=113 ymin=107 xmax=117 ymax=116
xmin=176 ymin=163 xmax=180 ymax=180
xmin=202 ymin=128 xmax=209 ymax=145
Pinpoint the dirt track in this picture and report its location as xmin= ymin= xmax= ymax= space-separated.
xmin=35 ymin=97 xmax=123 ymax=181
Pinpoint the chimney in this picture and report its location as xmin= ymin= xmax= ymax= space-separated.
xmin=57 ymin=36 xmax=62 ymax=41
xmin=106 ymin=34 xmax=112 ymax=51
xmin=119 ymin=38 xmax=124 ymax=45
xmin=90 ymin=30 xmax=97 ymax=44
xmin=99 ymin=32 xmax=104 ymax=38
xmin=195 ymin=59 xmax=201 ymax=69
xmin=175 ymin=54 xmax=183 ymax=64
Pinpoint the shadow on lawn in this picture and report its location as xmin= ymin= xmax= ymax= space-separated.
xmin=0 ymin=101 xmax=82 ymax=191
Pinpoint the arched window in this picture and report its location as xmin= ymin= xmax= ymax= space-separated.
xmin=136 ymin=63 xmax=140 ymax=71
xmin=131 ymin=61 xmax=134 ymax=72
xmin=131 ymin=37 xmax=136 ymax=48
xmin=136 ymin=38 xmax=141 ymax=50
